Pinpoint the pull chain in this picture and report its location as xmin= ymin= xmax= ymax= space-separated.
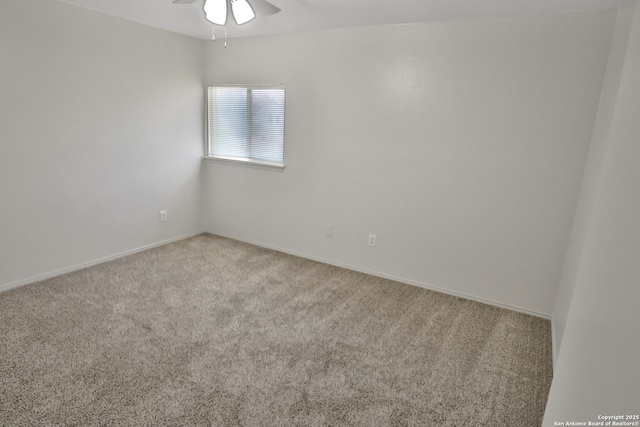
xmin=211 ymin=23 xmax=216 ymax=41
xmin=224 ymin=23 xmax=228 ymax=48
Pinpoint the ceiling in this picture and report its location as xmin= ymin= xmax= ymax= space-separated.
xmin=56 ymin=0 xmax=623 ymax=40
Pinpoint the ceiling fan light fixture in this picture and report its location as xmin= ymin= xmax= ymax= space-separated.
xmin=204 ymin=0 xmax=227 ymax=25
xmin=230 ymin=0 xmax=256 ymax=25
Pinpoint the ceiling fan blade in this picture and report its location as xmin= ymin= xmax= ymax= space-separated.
xmin=172 ymin=0 xmax=199 ymax=4
xmin=250 ymin=0 xmax=281 ymax=16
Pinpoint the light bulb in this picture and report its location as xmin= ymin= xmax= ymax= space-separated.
xmin=204 ymin=0 xmax=227 ymax=25
xmin=231 ymin=0 xmax=255 ymax=25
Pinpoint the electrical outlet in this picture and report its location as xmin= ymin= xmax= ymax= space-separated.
xmin=368 ymin=234 xmax=377 ymax=247
xmin=159 ymin=211 xmax=167 ymax=222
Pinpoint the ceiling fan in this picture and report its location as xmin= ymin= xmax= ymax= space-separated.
xmin=172 ymin=0 xmax=281 ymax=25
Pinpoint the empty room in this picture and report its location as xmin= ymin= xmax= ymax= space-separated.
xmin=1 ymin=0 xmax=638 ymax=425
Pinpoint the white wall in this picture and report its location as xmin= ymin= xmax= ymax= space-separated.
xmin=203 ymin=11 xmax=615 ymax=317
xmin=543 ymin=0 xmax=640 ymax=423
xmin=552 ymin=0 xmax=636 ymax=360
xmin=0 ymin=0 xmax=205 ymax=290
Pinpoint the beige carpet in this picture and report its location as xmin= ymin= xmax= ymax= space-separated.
xmin=0 ymin=234 xmax=552 ymax=426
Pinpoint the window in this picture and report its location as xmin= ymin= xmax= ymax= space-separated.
xmin=207 ymin=85 xmax=285 ymax=168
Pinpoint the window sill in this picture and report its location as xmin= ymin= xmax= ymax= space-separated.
xmin=203 ymin=156 xmax=285 ymax=171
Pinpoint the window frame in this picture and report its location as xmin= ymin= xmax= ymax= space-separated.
xmin=204 ymin=84 xmax=286 ymax=171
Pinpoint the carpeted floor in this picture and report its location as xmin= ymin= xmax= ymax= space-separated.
xmin=0 ymin=234 xmax=553 ymax=426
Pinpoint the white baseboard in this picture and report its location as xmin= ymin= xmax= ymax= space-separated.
xmin=551 ymin=316 xmax=559 ymax=370
xmin=2 ymin=228 xmax=552 ymax=321
xmin=0 ymin=231 xmax=205 ymax=293
xmin=205 ymin=230 xmax=551 ymax=320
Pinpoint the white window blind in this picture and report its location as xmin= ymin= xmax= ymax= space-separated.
xmin=207 ymin=85 xmax=285 ymax=167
